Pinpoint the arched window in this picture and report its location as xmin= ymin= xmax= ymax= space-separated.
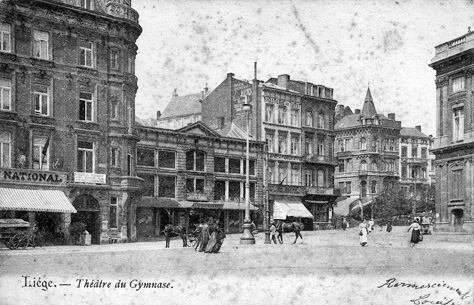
xmin=318 ymin=112 xmax=325 ymax=129
xmin=360 ymin=160 xmax=367 ymax=171
xmin=360 ymin=137 xmax=367 ymax=150
xmin=305 ymin=109 xmax=313 ymax=127
xmin=371 ymin=180 xmax=377 ymax=193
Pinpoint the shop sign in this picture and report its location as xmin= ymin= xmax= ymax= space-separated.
xmin=1 ymin=169 xmax=65 ymax=184
xmin=264 ymin=96 xmax=301 ymax=109
xmin=186 ymin=192 xmax=209 ymax=202
xmin=192 ymin=202 xmax=224 ymax=209
xmin=74 ymin=172 xmax=106 ymax=184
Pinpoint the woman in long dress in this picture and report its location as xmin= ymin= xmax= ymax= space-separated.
xmin=359 ymin=220 xmax=368 ymax=246
xmin=205 ymin=224 xmax=226 ymax=253
xmin=407 ymin=219 xmax=421 ymax=247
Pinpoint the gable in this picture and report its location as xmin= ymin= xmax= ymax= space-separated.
xmin=177 ymin=122 xmax=221 ymax=138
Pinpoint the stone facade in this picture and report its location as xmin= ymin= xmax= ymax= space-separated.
xmin=135 ymin=122 xmax=265 ymax=237
xmin=0 ymin=0 xmax=142 ymax=243
xmin=201 ymin=73 xmax=339 ymax=229
xmin=429 ymin=30 xmax=474 ymax=233
xmin=334 ymin=88 xmax=401 ymax=211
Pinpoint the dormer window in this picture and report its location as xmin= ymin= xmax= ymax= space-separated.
xmin=80 ymin=0 xmax=93 ymax=10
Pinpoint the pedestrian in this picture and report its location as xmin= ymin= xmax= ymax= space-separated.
xmin=251 ymin=221 xmax=258 ymax=235
xmin=407 ymin=219 xmax=421 ymax=247
xmin=342 ymin=217 xmax=348 ymax=231
xmin=368 ymin=218 xmax=374 ymax=233
xmin=359 ymin=219 xmax=369 ymax=247
xmin=269 ymin=221 xmax=277 ymax=244
xmin=386 ymin=220 xmax=392 ymax=233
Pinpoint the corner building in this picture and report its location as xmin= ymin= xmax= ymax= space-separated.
xmin=430 ymin=30 xmax=474 ymax=233
xmin=0 ymin=0 xmax=142 ymax=243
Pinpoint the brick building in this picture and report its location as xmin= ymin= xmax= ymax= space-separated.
xmin=429 ymin=30 xmax=474 ymax=233
xmin=201 ymin=72 xmax=339 ymax=229
xmin=334 ymin=88 xmax=401 ymax=215
xmin=399 ymin=126 xmax=434 ymax=199
xmin=135 ymin=122 xmax=264 ymax=237
xmin=0 ymin=0 xmax=142 ymax=244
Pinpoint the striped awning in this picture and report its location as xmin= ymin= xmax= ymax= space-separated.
xmin=273 ymin=201 xmax=314 ymax=220
xmin=0 ymin=188 xmax=76 ymax=213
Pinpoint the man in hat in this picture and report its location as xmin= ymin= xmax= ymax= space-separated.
xmin=269 ymin=221 xmax=277 ymax=244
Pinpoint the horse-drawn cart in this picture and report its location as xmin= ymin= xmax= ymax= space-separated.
xmin=0 ymin=219 xmax=35 ymax=250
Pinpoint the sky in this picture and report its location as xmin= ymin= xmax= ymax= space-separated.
xmin=132 ymin=0 xmax=474 ymax=136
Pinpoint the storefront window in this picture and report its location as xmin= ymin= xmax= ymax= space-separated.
xmin=214 ymin=180 xmax=225 ymax=200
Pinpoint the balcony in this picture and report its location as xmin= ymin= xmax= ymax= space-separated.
xmin=186 ymin=192 xmax=209 ymax=202
xmin=402 ymin=158 xmax=428 ymax=164
xmin=269 ymin=184 xmax=306 ymax=196
xmin=306 ymin=186 xmax=338 ymax=196
xmin=106 ymin=1 xmax=139 ymax=23
xmin=303 ymin=154 xmax=337 ymax=165
xmin=109 ymin=176 xmax=143 ymax=189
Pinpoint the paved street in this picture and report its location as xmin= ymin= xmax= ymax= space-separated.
xmin=0 ymin=227 xmax=473 ymax=305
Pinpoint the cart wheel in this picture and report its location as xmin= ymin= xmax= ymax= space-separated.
xmin=5 ymin=239 xmax=15 ymax=250
xmin=11 ymin=233 xmax=28 ymax=250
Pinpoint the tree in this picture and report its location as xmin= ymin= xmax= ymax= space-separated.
xmin=371 ymin=187 xmax=412 ymax=220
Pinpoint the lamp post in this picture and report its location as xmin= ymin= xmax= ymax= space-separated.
xmin=240 ymin=102 xmax=256 ymax=245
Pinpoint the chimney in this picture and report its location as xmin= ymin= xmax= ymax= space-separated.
xmin=156 ymin=111 xmax=161 ymax=119
xmin=355 ymin=109 xmax=361 ymax=114
xmin=227 ymin=72 xmax=234 ymax=79
xmin=338 ymin=105 xmax=344 ymax=117
xmin=388 ymin=113 xmax=395 ymax=120
xmin=172 ymin=88 xmax=178 ymax=97
xmin=204 ymin=83 xmax=209 ymax=95
xmin=415 ymin=125 xmax=421 ymax=132
xmin=277 ymin=74 xmax=290 ymax=89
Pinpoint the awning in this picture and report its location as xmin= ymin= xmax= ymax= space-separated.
xmin=350 ymin=199 xmax=373 ymax=212
xmin=222 ymin=202 xmax=258 ymax=211
xmin=273 ymin=201 xmax=314 ymax=220
xmin=0 ymin=188 xmax=76 ymax=213
xmin=138 ymin=198 xmax=194 ymax=209
xmin=334 ymin=196 xmax=360 ymax=216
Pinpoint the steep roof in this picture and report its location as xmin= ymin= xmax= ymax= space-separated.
xmin=216 ymin=122 xmax=250 ymax=140
xmin=400 ymin=127 xmax=429 ymax=138
xmin=361 ymin=87 xmax=377 ymax=117
xmin=159 ymin=93 xmax=203 ymax=119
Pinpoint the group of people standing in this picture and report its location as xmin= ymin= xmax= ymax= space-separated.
xmin=357 ymin=218 xmax=393 ymax=247
xmin=194 ymin=218 xmax=226 ymax=253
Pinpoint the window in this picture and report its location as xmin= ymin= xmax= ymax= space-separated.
xmin=158 ymin=150 xmax=175 ymax=168
xmin=158 ymin=176 xmax=175 ymax=198
xmin=453 ymin=107 xmax=464 ymax=141
xmin=80 ymin=41 xmax=93 ymax=67
xmin=0 ymin=132 xmax=11 ymax=168
xmin=318 ymin=112 xmax=325 ymax=129
xmin=345 ymin=159 xmax=352 ymax=172
xmin=228 ymin=181 xmax=241 ymax=200
xmin=401 ymin=146 xmax=407 ymax=157
xmin=346 ymin=182 xmax=351 ymax=194
xmin=290 ymin=136 xmax=299 ymax=155
xmin=0 ymin=79 xmax=11 ymax=111
xmin=214 ymin=157 xmax=226 ymax=173
xmin=137 ymin=148 xmax=155 ymax=167
xmin=305 ymin=170 xmax=313 ymax=186
xmin=360 ymin=137 xmax=367 ymax=150
xmin=317 ymin=138 xmax=324 ymax=155
xmin=411 ymin=146 xmax=417 ymax=158
xmin=452 ymin=77 xmax=465 ymax=93
xmin=110 ymin=49 xmax=119 ymax=69
xmin=344 ymin=139 xmax=351 ymax=152
xmin=127 ymin=53 xmax=135 ymax=73
xmin=137 ymin=174 xmax=154 ymax=196
xmin=33 ymin=84 xmax=49 ymax=116
xmin=243 ymin=159 xmax=256 ymax=176
xmin=214 ymin=181 xmax=225 ymax=200
xmin=278 ymin=133 xmax=287 ymax=154
xmin=339 ymin=182 xmax=345 ymax=192
xmin=338 ymin=160 xmax=344 ymax=173
xmin=421 ymin=147 xmax=427 ymax=159
xmin=266 ymin=133 xmax=274 ymax=153
xmin=338 ymin=139 xmax=344 ymax=152
xmin=249 ymin=182 xmax=256 ymax=199
xmin=109 ymin=197 xmax=118 ymax=229
xmin=386 ymin=159 xmax=395 ymax=172
xmin=33 ymin=30 xmax=49 ymax=60
xmin=268 ymin=162 xmax=275 ymax=184
xmin=305 ymin=110 xmax=313 ymax=127
xmin=217 ymin=117 xmax=225 ymax=129
xmin=77 ymin=140 xmax=94 ymax=173
xmin=450 ymin=169 xmax=464 ymax=200
xmin=80 ymin=0 xmax=93 ymax=9
xmin=186 ymin=150 xmax=205 ymax=171
xmin=186 ymin=178 xmax=205 ymax=193
xmin=305 ymin=137 xmax=312 ymax=154
xmin=79 ymin=92 xmax=93 ymax=121
xmin=421 ymin=168 xmax=427 ymax=179
xmin=33 ymin=136 xmax=49 ymax=170
xmin=402 ymin=166 xmax=407 ymax=178
xmin=0 ymin=23 xmax=11 ymax=52
xmin=291 ymin=165 xmax=300 ymax=185
xmin=371 ymin=180 xmax=377 ymax=193
xmin=360 ymin=160 xmax=367 ymax=171
xmin=278 ymin=106 xmax=286 ymax=124
xmin=278 ymin=164 xmax=287 ymax=184
xmin=265 ymin=104 xmax=274 ymax=122
xmin=110 ymin=102 xmax=118 ymax=120
xmin=317 ymin=169 xmax=325 ymax=187
xmin=229 ymin=158 xmax=241 ymax=174
xmin=110 ymin=147 xmax=120 ymax=167
xmin=290 ymin=109 xmax=299 ymax=126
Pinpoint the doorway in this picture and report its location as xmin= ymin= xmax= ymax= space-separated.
xmin=72 ymin=195 xmax=101 ymax=244
xmin=451 ymin=209 xmax=464 ymax=232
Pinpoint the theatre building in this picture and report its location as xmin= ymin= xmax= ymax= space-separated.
xmin=0 ymin=0 xmax=142 ymax=244
xmin=135 ymin=122 xmax=264 ymax=237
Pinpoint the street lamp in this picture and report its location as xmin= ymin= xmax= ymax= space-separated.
xmin=240 ymin=102 xmax=256 ymax=245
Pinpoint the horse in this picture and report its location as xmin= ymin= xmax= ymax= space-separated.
xmin=163 ymin=224 xmax=188 ymax=248
xmin=275 ymin=220 xmax=304 ymax=244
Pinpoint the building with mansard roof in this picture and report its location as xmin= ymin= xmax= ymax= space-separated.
xmin=429 ymin=29 xmax=474 ymax=233
xmin=0 ymin=0 xmax=142 ymax=244
xmin=334 ymin=88 xmax=401 ymax=217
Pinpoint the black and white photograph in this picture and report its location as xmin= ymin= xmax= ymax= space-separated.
xmin=0 ymin=0 xmax=473 ymax=304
